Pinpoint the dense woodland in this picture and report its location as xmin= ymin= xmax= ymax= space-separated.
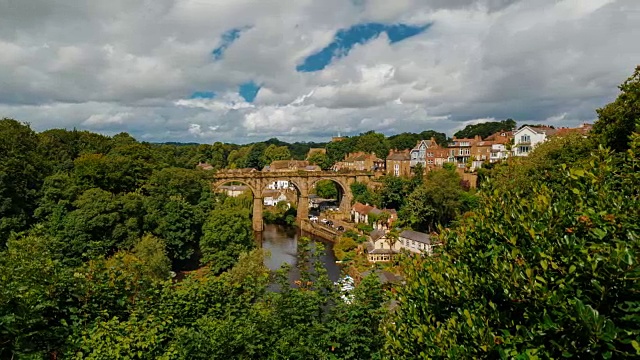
xmin=0 ymin=66 xmax=638 ymax=358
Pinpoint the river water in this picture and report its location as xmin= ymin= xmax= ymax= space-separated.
xmin=257 ymin=224 xmax=341 ymax=282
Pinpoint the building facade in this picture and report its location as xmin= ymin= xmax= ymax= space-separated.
xmin=386 ymin=149 xmax=412 ymax=177
xmin=513 ymin=126 xmax=555 ymax=156
xmin=398 ymin=230 xmax=438 ymax=255
xmin=333 ymin=152 xmax=384 ymax=172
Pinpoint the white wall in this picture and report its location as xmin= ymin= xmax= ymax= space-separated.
xmin=513 ymin=127 xmax=546 ymax=156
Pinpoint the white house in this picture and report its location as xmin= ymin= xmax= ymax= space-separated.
xmin=263 ymin=190 xmax=288 ymax=207
xmin=490 ymin=143 xmax=509 ymax=163
xmin=398 ymin=230 xmax=438 ymax=255
xmin=219 ymin=185 xmax=249 ymax=197
xmin=513 ymin=126 xmax=556 ymax=156
xmin=366 ymin=229 xmax=401 ymax=263
xmin=267 ymin=180 xmax=291 ymax=190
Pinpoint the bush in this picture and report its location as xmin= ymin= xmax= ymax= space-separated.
xmin=386 ymin=142 xmax=640 ymax=358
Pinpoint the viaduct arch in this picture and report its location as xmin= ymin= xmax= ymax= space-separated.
xmin=212 ymin=170 xmax=373 ymax=231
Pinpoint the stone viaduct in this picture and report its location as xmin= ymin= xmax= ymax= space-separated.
xmin=212 ymin=170 xmax=374 ymax=231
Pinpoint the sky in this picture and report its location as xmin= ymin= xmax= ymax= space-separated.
xmin=0 ymin=0 xmax=639 ymax=144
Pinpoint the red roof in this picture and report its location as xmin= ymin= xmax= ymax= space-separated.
xmin=352 ymin=202 xmax=374 ymax=214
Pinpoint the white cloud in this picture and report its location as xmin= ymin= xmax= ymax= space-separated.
xmin=0 ymin=0 xmax=639 ymax=142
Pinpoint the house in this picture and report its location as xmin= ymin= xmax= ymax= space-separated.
xmin=485 ymin=130 xmax=514 ymax=144
xmin=218 ymin=185 xmax=249 ymax=197
xmin=366 ymin=229 xmax=400 ymax=263
xmin=398 ymin=230 xmax=438 ymax=255
xmin=267 ymin=180 xmax=292 ymax=190
xmin=447 ymin=137 xmax=476 ymax=169
xmin=386 ymin=149 xmax=412 ymax=177
xmin=369 ymin=207 xmax=398 ymax=229
xmin=196 ymin=162 xmax=214 ymax=170
xmin=513 ymin=126 xmax=557 ymax=156
xmin=552 ymin=123 xmax=593 ymax=138
xmin=352 ymin=202 xmax=374 ymax=223
xmin=490 ymin=143 xmax=510 ymax=163
xmin=409 ymin=138 xmax=446 ymax=170
xmin=333 ymin=152 xmax=384 ymax=172
xmin=471 ymin=137 xmax=494 ymax=170
xmin=263 ymin=190 xmax=288 ymax=207
xmin=351 ymin=203 xmax=397 ymax=228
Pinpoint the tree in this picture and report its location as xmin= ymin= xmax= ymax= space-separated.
xmin=593 ymin=65 xmax=640 ymax=152
xmin=308 ymin=151 xmax=332 ymax=170
xmin=400 ymin=169 xmax=464 ymax=232
xmin=73 ymin=153 xmax=152 ymax=194
xmin=132 ymin=234 xmax=172 ymax=280
xmin=262 ymin=144 xmax=291 ymax=165
xmin=355 ymin=131 xmax=389 ymax=159
xmin=314 ymin=180 xmax=339 ymax=199
xmin=0 ymin=119 xmax=48 ymax=245
xmin=386 ymin=140 xmax=640 ymax=358
xmin=56 ymin=189 xmax=144 ymax=261
xmin=379 ymin=176 xmax=410 ymax=210
xmin=454 ymin=119 xmax=516 ymax=139
xmin=200 ymin=207 xmax=254 ymax=273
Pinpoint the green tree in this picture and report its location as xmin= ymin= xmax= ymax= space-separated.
xmin=57 ymin=189 xmax=144 ymax=261
xmin=355 ymin=131 xmax=389 ymax=159
xmin=262 ymin=144 xmax=291 ymax=164
xmin=132 ymin=234 xmax=172 ymax=281
xmin=379 ymin=176 xmax=410 ymax=210
xmin=200 ymin=207 xmax=254 ymax=273
xmin=400 ymin=169 xmax=464 ymax=232
xmin=351 ymin=181 xmax=380 ymax=207
xmin=0 ymin=235 xmax=73 ymax=358
xmin=386 ymin=140 xmax=640 ymax=358
xmin=593 ymin=65 xmax=640 ymax=152
xmin=454 ymin=119 xmax=516 ymax=139
xmin=0 ymin=119 xmax=48 ymax=245
xmin=314 ymin=180 xmax=339 ymax=199
xmin=308 ymin=151 xmax=332 ymax=170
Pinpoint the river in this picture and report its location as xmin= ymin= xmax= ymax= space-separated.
xmin=257 ymin=224 xmax=341 ymax=282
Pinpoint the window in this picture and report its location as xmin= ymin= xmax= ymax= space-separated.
xmin=394 ymin=164 xmax=400 ymax=176
xmin=427 ymin=152 xmax=434 ymax=157
xmin=520 ymin=134 xmax=531 ymax=143
xmin=427 ymin=160 xmax=434 ymax=164
xmin=520 ymin=146 xmax=531 ymax=153
xmin=450 ymin=150 xmax=455 ymax=156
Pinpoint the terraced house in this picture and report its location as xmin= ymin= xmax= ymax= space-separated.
xmin=409 ymin=138 xmax=448 ymax=170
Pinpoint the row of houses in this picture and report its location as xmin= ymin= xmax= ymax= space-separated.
xmin=333 ymin=123 xmax=593 ymax=176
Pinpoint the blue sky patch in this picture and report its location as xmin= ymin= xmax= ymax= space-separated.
xmin=297 ymin=22 xmax=430 ymax=72
xmin=212 ymin=27 xmax=248 ymax=60
xmin=239 ymin=81 xmax=260 ymax=102
xmin=190 ymin=91 xmax=216 ymax=99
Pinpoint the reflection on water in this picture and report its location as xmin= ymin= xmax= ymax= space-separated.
xmin=257 ymin=224 xmax=340 ymax=282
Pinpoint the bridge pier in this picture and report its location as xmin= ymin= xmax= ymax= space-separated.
xmin=252 ymin=197 xmax=264 ymax=231
xmin=339 ymin=194 xmax=353 ymax=221
xmin=297 ymin=195 xmax=309 ymax=222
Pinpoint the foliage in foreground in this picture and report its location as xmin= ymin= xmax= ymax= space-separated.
xmin=387 ymin=139 xmax=640 ymax=358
